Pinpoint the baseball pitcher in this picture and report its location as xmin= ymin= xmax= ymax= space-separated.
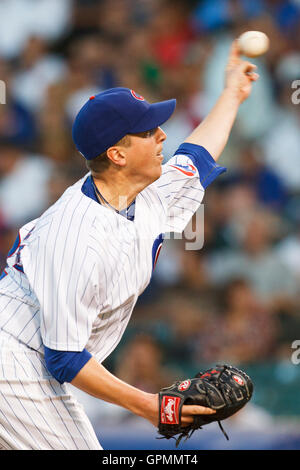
xmin=0 ymin=42 xmax=257 ymax=449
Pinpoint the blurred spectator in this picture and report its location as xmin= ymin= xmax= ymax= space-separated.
xmin=114 ymin=333 xmax=175 ymax=393
xmin=36 ymin=34 xmax=105 ymax=161
xmin=223 ymin=142 xmax=288 ymax=210
xmin=160 ymin=59 xmax=210 ymax=159
xmin=98 ymin=0 xmax=136 ymax=41
xmin=267 ymin=0 xmax=300 ymax=38
xmin=11 ymin=36 xmax=67 ymax=113
xmin=194 ymin=278 xmax=279 ymax=365
xmin=0 ymin=100 xmax=36 ymax=148
xmin=0 ymin=59 xmax=36 ymax=146
xmin=203 ymin=182 xmax=258 ymax=250
xmin=63 ymin=35 xmax=104 ymax=123
xmin=260 ymin=52 xmax=300 ymax=192
xmin=0 ymin=142 xmax=53 ymax=226
xmin=159 ymin=291 xmax=219 ymax=370
xmin=207 ymin=208 xmax=298 ymax=305
xmin=47 ymin=162 xmax=85 ymax=207
xmin=38 ymin=82 xmax=75 ymax=163
xmin=148 ymin=0 xmax=195 ymax=69
xmin=71 ymin=0 xmax=105 ymax=34
xmin=0 ymin=0 xmax=72 ymax=59
xmin=191 ymin=0 xmax=267 ymax=35
xmin=276 ymin=222 xmax=300 ymax=282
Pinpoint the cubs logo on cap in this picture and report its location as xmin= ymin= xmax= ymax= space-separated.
xmin=130 ymin=90 xmax=145 ymax=101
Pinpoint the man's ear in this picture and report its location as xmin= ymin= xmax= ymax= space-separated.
xmin=106 ymin=146 xmax=127 ymax=167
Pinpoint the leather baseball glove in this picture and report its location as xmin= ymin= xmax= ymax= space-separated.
xmin=158 ymin=364 xmax=253 ymax=446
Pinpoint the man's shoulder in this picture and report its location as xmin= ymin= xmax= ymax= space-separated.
xmin=36 ymin=174 xmax=101 ymax=231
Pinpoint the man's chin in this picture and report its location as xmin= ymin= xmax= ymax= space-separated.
xmin=152 ymin=164 xmax=163 ymax=183
xmin=143 ymin=163 xmax=163 ymax=188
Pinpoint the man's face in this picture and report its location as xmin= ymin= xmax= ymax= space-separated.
xmin=123 ymin=126 xmax=167 ymax=186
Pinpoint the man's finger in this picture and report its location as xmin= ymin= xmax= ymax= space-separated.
xmin=182 ymin=405 xmax=216 ymax=416
xmin=248 ymin=72 xmax=260 ymax=81
xmin=227 ymin=39 xmax=242 ymax=67
xmin=239 ymin=61 xmax=257 ymax=73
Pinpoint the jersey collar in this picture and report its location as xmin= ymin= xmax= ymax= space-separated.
xmin=81 ymin=175 xmax=136 ymax=221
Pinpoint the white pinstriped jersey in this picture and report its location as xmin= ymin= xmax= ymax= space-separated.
xmin=0 ymin=148 xmax=225 ymax=364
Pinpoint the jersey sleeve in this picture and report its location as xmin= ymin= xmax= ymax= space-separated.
xmin=155 ymin=142 xmax=227 ymax=233
xmin=22 ymin=209 xmax=102 ymax=352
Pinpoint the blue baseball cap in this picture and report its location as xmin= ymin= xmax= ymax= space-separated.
xmin=72 ymin=87 xmax=176 ymax=160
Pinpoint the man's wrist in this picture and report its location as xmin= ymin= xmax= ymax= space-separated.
xmin=132 ymin=392 xmax=158 ymax=423
xmin=222 ymin=86 xmax=242 ymax=106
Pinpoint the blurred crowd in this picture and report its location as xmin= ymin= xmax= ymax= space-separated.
xmin=0 ymin=0 xmax=300 ymax=417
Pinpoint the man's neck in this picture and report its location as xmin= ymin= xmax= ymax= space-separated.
xmin=92 ymin=173 xmax=147 ymax=211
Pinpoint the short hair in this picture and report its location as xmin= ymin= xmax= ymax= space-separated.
xmin=85 ymin=134 xmax=131 ymax=174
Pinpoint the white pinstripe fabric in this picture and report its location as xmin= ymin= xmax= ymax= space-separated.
xmin=154 ymin=154 xmax=204 ymax=233
xmin=0 ymin=153 xmax=205 ymax=450
xmin=0 ymin=330 xmax=101 ymax=450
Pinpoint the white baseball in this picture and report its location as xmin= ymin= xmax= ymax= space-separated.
xmin=238 ymin=31 xmax=269 ymax=58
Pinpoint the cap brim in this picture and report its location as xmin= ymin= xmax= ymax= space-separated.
xmin=129 ymin=99 xmax=176 ymax=133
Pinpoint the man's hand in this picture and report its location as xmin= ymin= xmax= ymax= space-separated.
xmin=70 ymin=357 xmax=216 ymax=432
xmin=225 ymin=40 xmax=259 ymax=104
xmin=184 ymin=39 xmax=260 ymax=160
xmin=144 ymin=393 xmax=216 ymax=428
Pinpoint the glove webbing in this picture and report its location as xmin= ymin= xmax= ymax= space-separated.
xmin=195 ymin=365 xmax=230 ymax=443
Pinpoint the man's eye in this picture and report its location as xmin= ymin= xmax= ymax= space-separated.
xmin=145 ymin=128 xmax=157 ymax=137
xmin=130 ymin=128 xmax=158 ymax=138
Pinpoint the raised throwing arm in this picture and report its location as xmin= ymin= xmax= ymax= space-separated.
xmin=184 ymin=40 xmax=259 ymax=161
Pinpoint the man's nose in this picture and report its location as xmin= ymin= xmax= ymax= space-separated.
xmin=156 ymin=127 xmax=167 ymax=142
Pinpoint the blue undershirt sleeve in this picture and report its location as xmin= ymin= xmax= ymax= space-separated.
xmin=44 ymin=346 xmax=92 ymax=384
xmin=173 ymin=143 xmax=227 ymax=188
